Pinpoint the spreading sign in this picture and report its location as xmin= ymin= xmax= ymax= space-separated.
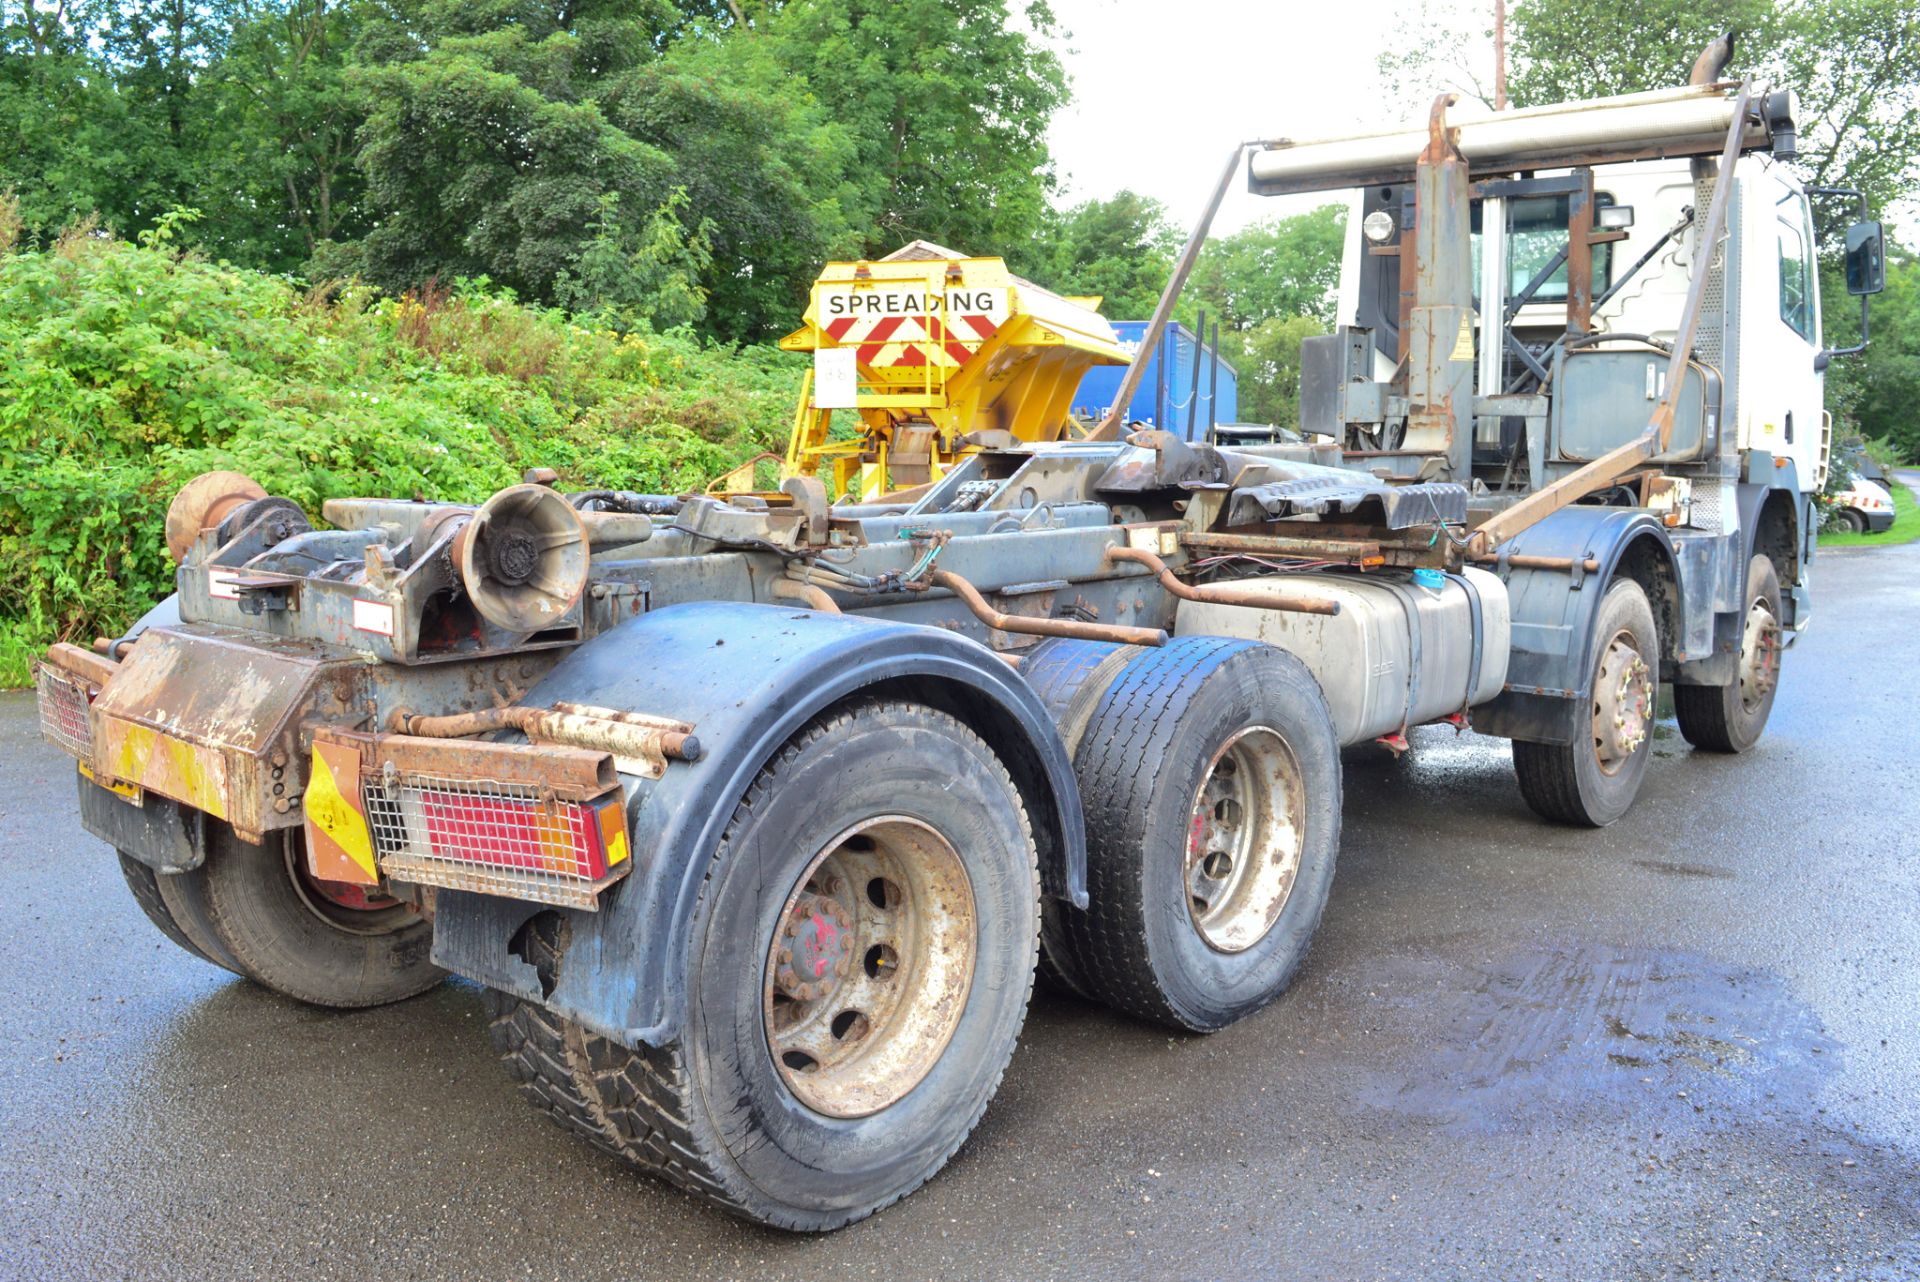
xmin=815 ymin=285 xmax=1010 ymax=371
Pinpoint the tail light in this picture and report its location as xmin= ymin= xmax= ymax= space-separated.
xmin=365 ymin=774 xmax=630 ymax=910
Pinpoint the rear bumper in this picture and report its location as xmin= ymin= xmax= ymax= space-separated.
xmin=1865 ymin=509 xmax=1896 ymax=534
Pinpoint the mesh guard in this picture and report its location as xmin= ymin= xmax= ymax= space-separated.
xmin=365 ymin=772 xmax=630 ymax=911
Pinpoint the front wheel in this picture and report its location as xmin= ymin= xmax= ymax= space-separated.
xmin=1674 ymin=555 xmax=1782 ymax=753
xmin=1513 ymin=577 xmax=1659 ymax=827
xmin=485 ymin=700 xmax=1040 ymax=1231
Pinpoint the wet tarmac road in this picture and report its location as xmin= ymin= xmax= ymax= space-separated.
xmin=3 ymin=534 xmax=1918 ymax=1282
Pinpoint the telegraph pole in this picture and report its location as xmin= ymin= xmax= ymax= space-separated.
xmin=1494 ymin=0 xmax=1509 ymax=109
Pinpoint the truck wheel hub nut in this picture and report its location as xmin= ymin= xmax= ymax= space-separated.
xmin=1739 ymin=601 xmax=1781 ymax=710
xmin=763 ymin=817 xmax=977 ymax=1118
xmin=775 ymin=893 xmax=855 ymax=999
xmin=1593 ymin=635 xmax=1652 ymax=767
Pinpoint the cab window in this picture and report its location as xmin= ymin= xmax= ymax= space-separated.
xmin=1470 ymin=194 xmax=1616 ymax=306
xmin=1776 ymin=205 xmax=1815 ymax=342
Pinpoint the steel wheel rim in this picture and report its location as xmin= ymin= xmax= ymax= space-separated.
xmin=284 ymin=837 xmax=412 ymax=935
xmin=1591 ymin=629 xmax=1653 ymax=776
xmin=1184 ymin=726 xmax=1306 ymax=954
xmin=1738 ymin=597 xmax=1782 ymax=713
xmin=763 ymin=816 xmax=976 ymax=1119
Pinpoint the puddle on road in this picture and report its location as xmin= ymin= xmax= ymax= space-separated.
xmin=1360 ymin=944 xmax=1837 ymax=1131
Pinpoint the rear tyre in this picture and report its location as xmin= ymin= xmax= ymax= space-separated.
xmin=1048 ymin=637 xmax=1342 ymax=1033
xmin=1675 ymin=555 xmax=1783 ymax=753
xmin=486 ymin=700 xmax=1040 ymax=1231
xmin=1513 ymin=577 xmax=1658 ymax=827
xmin=117 ymin=851 xmax=225 ymax=969
xmin=150 ymin=858 xmax=251 ymax=976
xmin=1836 ymin=508 xmax=1868 ymax=533
xmin=1018 ymin=636 xmax=1147 ymax=1004
xmin=201 ymin=826 xmax=443 ymax=1008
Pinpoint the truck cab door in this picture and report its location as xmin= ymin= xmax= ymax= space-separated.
xmin=1740 ymin=176 xmax=1825 ymax=488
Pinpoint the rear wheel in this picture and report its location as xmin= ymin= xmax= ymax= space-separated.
xmin=484 ymin=700 xmax=1039 ymax=1231
xmin=201 ymin=826 xmax=443 ymax=1008
xmin=1513 ymin=577 xmax=1658 ymax=827
xmin=1047 ymin=637 xmax=1342 ymax=1033
xmin=150 ymin=858 xmax=251 ymax=976
xmin=116 ymin=851 xmax=228 ymax=970
xmin=1675 ymin=555 xmax=1783 ymax=753
xmin=1835 ymin=508 xmax=1867 ymax=533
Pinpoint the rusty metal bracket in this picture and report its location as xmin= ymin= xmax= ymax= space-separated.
xmin=391 ymin=704 xmax=700 ymax=780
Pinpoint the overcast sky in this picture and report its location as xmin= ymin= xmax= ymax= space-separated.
xmin=1043 ymin=0 xmax=1419 ymax=235
xmin=1041 ymin=0 xmax=1917 ymax=238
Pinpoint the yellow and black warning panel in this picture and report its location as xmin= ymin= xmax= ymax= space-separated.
xmin=777 ymin=240 xmax=1131 ymax=500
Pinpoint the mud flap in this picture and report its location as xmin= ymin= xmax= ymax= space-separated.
xmin=76 ymin=773 xmax=206 ymax=873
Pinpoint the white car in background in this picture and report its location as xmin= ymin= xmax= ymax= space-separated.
xmin=1830 ymin=475 xmax=1896 ymax=534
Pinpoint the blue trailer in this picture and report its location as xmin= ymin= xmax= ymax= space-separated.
xmin=1070 ymin=320 xmax=1239 ymax=440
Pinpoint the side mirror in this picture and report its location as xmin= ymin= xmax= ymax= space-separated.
xmin=1846 ymin=221 xmax=1886 ymax=296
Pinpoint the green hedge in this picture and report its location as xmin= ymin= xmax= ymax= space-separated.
xmin=0 ymin=231 xmax=797 ymax=685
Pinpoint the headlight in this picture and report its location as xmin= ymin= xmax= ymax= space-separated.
xmin=1362 ymin=210 xmax=1397 ymax=244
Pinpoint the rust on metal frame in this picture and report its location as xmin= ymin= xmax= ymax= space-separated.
xmin=1465 ymin=79 xmax=1758 ymax=556
xmin=316 ymin=726 xmax=618 ymax=802
xmin=42 ymin=642 xmax=120 ymax=689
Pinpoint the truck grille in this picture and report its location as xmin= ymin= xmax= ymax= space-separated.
xmin=34 ymin=663 xmax=93 ymax=760
xmin=364 ymin=774 xmax=629 ymax=910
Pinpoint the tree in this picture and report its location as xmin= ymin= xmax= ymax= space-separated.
xmin=191 ymin=0 xmax=367 ymax=272
xmin=1234 ymin=314 xmax=1327 ymax=430
xmin=0 ymin=2 xmax=145 ymax=236
xmin=601 ymin=30 xmax=861 ymax=340
xmin=1011 ymin=190 xmax=1177 ymax=318
xmin=768 ymin=0 xmax=1068 ymax=256
xmin=1187 ymin=205 xmax=1346 ymax=333
xmin=1504 ymin=0 xmax=1920 ymax=214
xmin=350 ymin=27 xmax=679 ymax=304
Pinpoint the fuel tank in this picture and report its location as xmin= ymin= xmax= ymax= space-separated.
xmin=1175 ymin=568 xmax=1510 ymax=745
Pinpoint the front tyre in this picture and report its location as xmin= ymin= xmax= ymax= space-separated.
xmin=1513 ymin=577 xmax=1659 ymax=827
xmin=1674 ymin=555 xmax=1782 ymax=753
xmin=486 ymin=700 xmax=1040 ymax=1231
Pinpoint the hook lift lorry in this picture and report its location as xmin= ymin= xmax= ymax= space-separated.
xmin=33 ymin=44 xmax=1887 ymax=1230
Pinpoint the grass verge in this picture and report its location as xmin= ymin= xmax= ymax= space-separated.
xmin=1820 ymin=476 xmax=1920 ymax=550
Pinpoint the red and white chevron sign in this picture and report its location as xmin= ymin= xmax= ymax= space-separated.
xmin=816 ymin=285 xmax=1009 ymax=367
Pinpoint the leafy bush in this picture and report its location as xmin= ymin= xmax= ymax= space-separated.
xmin=0 ymin=228 xmax=799 ymax=685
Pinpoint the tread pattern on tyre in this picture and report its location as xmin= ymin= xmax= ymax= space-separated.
xmin=1511 ymin=738 xmax=1586 ymax=825
xmin=1050 ymin=636 xmax=1320 ymax=1030
xmin=1511 ymin=577 xmax=1657 ymax=827
xmin=484 ymin=699 xmax=1038 ymax=1230
xmin=116 ymin=851 xmax=219 ymax=966
xmin=1673 ymin=556 xmax=1781 ymax=754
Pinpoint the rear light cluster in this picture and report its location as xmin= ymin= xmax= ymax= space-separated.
xmin=364 ymin=773 xmax=631 ymax=910
xmin=34 ymin=663 xmax=94 ymax=761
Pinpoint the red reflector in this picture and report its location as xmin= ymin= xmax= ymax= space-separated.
xmin=418 ymin=790 xmax=611 ymax=880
